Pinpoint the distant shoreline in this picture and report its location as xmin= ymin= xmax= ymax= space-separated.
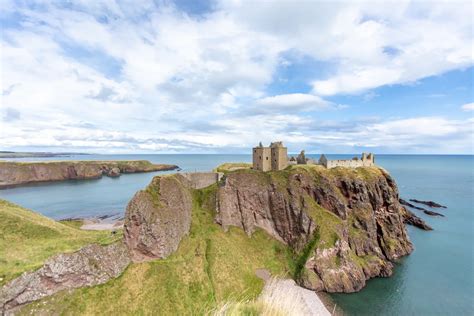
xmin=0 ymin=152 xmax=90 ymax=159
xmin=0 ymin=160 xmax=178 ymax=189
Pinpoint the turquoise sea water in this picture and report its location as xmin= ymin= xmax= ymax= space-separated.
xmin=0 ymin=154 xmax=472 ymax=315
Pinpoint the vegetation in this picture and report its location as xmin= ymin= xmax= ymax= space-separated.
xmin=7 ymin=165 xmax=386 ymax=314
xmin=18 ymin=185 xmax=293 ymax=315
xmin=0 ymin=200 xmax=122 ymax=286
xmin=214 ymin=162 xmax=252 ymax=173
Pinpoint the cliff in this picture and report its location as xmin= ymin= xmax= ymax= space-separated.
xmin=0 ymin=160 xmax=178 ymax=188
xmin=1 ymin=165 xmax=422 ymax=313
xmin=217 ymin=165 xmax=413 ymax=292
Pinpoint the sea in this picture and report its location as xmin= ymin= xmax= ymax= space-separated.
xmin=0 ymin=154 xmax=472 ymax=315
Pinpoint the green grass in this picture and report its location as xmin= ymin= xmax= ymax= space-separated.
xmin=214 ymin=162 xmax=252 ymax=173
xmin=18 ymin=185 xmax=293 ymax=315
xmin=0 ymin=200 xmax=122 ymax=286
xmin=303 ymin=196 xmax=344 ymax=250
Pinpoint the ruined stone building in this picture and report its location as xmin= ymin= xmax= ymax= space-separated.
xmin=318 ymin=153 xmax=375 ymax=169
xmin=253 ymin=141 xmax=288 ymax=171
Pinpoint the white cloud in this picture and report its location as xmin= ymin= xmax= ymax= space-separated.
xmin=461 ymin=102 xmax=474 ymax=111
xmin=256 ymin=93 xmax=329 ymax=111
xmin=0 ymin=0 xmax=473 ymax=154
xmin=220 ymin=0 xmax=473 ymax=96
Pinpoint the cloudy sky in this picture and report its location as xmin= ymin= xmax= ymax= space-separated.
xmin=1 ymin=0 xmax=473 ymax=154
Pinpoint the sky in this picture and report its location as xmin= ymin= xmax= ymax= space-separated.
xmin=1 ymin=0 xmax=473 ymax=154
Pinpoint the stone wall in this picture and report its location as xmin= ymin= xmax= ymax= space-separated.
xmin=271 ymin=146 xmax=288 ymax=171
xmin=320 ymin=153 xmax=375 ymax=169
xmin=326 ymin=159 xmax=373 ymax=169
xmin=253 ymin=147 xmax=272 ymax=171
xmin=180 ymin=172 xmax=223 ymax=189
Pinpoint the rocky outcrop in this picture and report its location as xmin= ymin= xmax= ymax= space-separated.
xmin=107 ymin=167 xmax=121 ymax=177
xmin=217 ymin=166 xmax=414 ymax=293
xmin=400 ymin=198 xmax=444 ymax=217
xmin=409 ymin=199 xmax=447 ymax=208
xmin=0 ymin=242 xmax=130 ymax=314
xmin=124 ymin=174 xmax=193 ymax=262
xmin=402 ymin=209 xmax=433 ymax=230
xmin=0 ymin=160 xmax=178 ymax=188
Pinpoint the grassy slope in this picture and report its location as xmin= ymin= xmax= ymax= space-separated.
xmin=18 ymin=184 xmax=294 ymax=315
xmin=0 ymin=200 xmax=122 ymax=286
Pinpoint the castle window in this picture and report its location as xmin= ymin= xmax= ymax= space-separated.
xmin=266 ymin=157 xmax=268 ymax=160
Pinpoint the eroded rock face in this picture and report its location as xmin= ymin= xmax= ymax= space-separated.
xmin=217 ymin=167 xmax=414 ymax=293
xmin=124 ymin=175 xmax=193 ymax=262
xmin=107 ymin=167 xmax=121 ymax=177
xmin=0 ymin=242 xmax=130 ymax=314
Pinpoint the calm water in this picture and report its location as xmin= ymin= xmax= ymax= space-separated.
xmin=0 ymin=154 xmax=473 ymax=315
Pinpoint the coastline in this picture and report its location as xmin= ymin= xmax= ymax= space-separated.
xmin=0 ymin=160 xmax=179 ymax=189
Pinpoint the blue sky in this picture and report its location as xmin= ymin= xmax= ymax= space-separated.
xmin=1 ymin=0 xmax=473 ymax=154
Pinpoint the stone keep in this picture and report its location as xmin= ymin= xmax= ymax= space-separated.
xmin=270 ymin=142 xmax=288 ymax=171
xmin=253 ymin=146 xmax=272 ymax=171
xmin=253 ymin=142 xmax=288 ymax=171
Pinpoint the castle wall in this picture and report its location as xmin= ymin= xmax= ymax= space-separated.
xmin=325 ymin=158 xmax=374 ymax=169
xmin=271 ymin=146 xmax=288 ymax=171
xmin=253 ymin=147 xmax=272 ymax=171
xmin=180 ymin=172 xmax=223 ymax=189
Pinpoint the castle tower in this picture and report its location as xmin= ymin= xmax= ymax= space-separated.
xmin=270 ymin=142 xmax=288 ymax=171
xmin=367 ymin=153 xmax=375 ymax=164
xmin=252 ymin=143 xmax=271 ymax=171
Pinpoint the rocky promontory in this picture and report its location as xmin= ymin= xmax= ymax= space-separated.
xmin=217 ymin=166 xmax=414 ymax=293
xmin=124 ymin=174 xmax=193 ymax=262
xmin=0 ymin=160 xmax=178 ymax=188
xmin=1 ymin=164 xmax=426 ymax=313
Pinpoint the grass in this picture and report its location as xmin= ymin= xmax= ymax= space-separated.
xmin=0 ymin=199 xmax=122 ymax=286
xmin=304 ymin=196 xmax=344 ymax=250
xmin=10 ymin=166 xmax=387 ymax=314
xmin=18 ymin=184 xmax=293 ymax=315
xmin=214 ymin=162 xmax=252 ymax=173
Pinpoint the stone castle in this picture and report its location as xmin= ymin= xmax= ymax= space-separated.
xmin=252 ymin=141 xmax=288 ymax=171
xmin=252 ymin=141 xmax=375 ymax=171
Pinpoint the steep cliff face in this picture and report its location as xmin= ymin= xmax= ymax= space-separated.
xmin=217 ymin=166 xmax=413 ymax=293
xmin=123 ymin=174 xmax=193 ymax=262
xmin=0 ymin=160 xmax=178 ymax=188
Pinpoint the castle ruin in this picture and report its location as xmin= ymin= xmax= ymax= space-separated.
xmin=253 ymin=141 xmax=288 ymax=171
xmin=253 ymin=141 xmax=375 ymax=171
xmin=318 ymin=153 xmax=375 ymax=169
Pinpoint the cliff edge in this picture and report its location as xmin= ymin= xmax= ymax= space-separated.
xmin=217 ymin=165 xmax=413 ymax=293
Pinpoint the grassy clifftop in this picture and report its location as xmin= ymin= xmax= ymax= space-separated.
xmin=14 ymin=185 xmax=293 ymax=315
xmin=6 ymin=164 xmax=407 ymax=313
xmin=0 ymin=200 xmax=122 ymax=286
